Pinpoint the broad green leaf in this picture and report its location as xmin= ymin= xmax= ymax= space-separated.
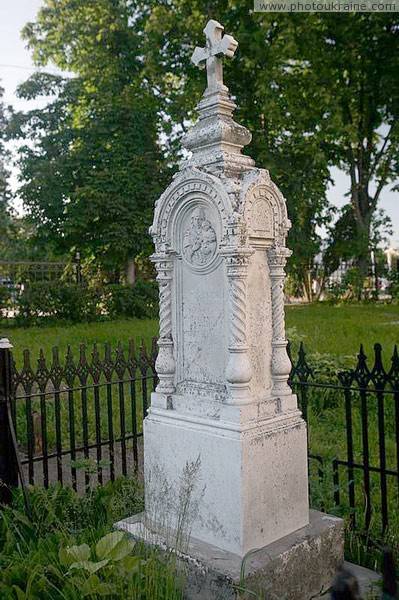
xmin=104 ymin=536 xmax=135 ymax=562
xmin=59 ymin=547 xmax=74 ymax=567
xmin=82 ymin=575 xmax=116 ymax=597
xmin=95 ymin=530 xmax=131 ymax=561
xmin=70 ymin=559 xmax=109 ymax=574
xmin=123 ymin=555 xmax=142 ymax=572
xmin=59 ymin=544 xmax=91 ymax=566
xmin=82 ymin=574 xmax=116 ymax=597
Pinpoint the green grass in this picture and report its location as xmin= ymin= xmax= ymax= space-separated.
xmin=1 ymin=318 xmax=159 ymax=367
xmin=3 ymin=302 xmax=398 ymax=368
xmin=286 ymin=302 xmax=399 ymax=361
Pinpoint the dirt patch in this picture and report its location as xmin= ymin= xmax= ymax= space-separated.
xmin=21 ymin=438 xmax=144 ymax=494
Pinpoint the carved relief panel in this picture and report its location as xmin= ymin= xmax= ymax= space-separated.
xmin=251 ymin=197 xmax=273 ymax=238
xmin=182 ymin=207 xmax=217 ymax=268
xmin=172 ymin=194 xmax=228 ymax=399
xmin=245 ymin=187 xmax=277 ymax=245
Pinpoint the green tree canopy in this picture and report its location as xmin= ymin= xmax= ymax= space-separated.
xmin=12 ymin=4 xmax=399 ymax=291
xmin=0 ymin=83 xmax=12 ymax=256
xmin=11 ymin=0 xmax=168 ymax=280
xmin=143 ymin=6 xmax=399 ymax=281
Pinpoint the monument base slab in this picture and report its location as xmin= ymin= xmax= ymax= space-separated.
xmin=116 ymin=509 xmax=344 ymax=600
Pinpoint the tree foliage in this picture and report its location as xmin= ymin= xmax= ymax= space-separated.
xmin=142 ymin=7 xmax=399 ymax=281
xmin=285 ymin=14 xmax=399 ymax=275
xmin=11 ymin=4 xmax=399 ymax=289
xmin=11 ymin=0 xmax=167 ymax=278
xmin=0 ymin=84 xmax=11 ymax=253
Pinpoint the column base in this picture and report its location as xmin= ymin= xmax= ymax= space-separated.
xmin=143 ymin=407 xmax=309 ymax=555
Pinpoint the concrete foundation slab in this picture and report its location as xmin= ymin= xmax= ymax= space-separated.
xmin=116 ymin=509 xmax=344 ymax=599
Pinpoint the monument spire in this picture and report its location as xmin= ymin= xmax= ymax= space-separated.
xmin=181 ymin=19 xmax=254 ymax=176
xmin=191 ymin=19 xmax=238 ymax=93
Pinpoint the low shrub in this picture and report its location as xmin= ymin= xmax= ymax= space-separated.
xmin=101 ymin=281 xmax=158 ymax=320
xmin=387 ymin=270 xmax=399 ymax=300
xmin=13 ymin=280 xmax=158 ymax=326
xmin=15 ymin=282 xmax=99 ymax=326
xmin=0 ymin=285 xmax=11 ymax=313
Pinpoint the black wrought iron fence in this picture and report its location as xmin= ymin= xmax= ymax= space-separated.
xmin=0 ymin=338 xmax=157 ymax=495
xmin=1 ymin=335 xmax=398 ymax=544
xmin=290 ymin=342 xmax=399 ymax=539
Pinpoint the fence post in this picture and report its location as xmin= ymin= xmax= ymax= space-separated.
xmin=0 ymin=338 xmax=18 ymax=504
xmin=75 ymin=251 xmax=82 ymax=284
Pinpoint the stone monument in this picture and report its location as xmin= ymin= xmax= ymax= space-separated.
xmin=118 ymin=19 xmax=343 ymax=599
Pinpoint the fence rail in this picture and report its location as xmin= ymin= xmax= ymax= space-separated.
xmin=0 ymin=260 xmax=83 ymax=317
xmin=0 ymin=260 xmax=73 ymax=284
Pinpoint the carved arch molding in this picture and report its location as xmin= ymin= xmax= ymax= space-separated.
xmin=151 ymin=174 xmax=232 ymax=253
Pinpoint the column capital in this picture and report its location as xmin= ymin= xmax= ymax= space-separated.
xmin=220 ymin=247 xmax=253 ymax=275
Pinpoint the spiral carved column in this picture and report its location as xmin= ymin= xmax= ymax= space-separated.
xmin=222 ymin=249 xmax=253 ymax=404
xmin=267 ymin=246 xmax=292 ymax=399
xmin=152 ymin=255 xmax=175 ymax=394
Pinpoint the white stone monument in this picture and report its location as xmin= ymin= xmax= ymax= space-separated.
xmin=146 ymin=18 xmax=309 ymax=556
xmin=119 ymin=19 xmax=343 ymax=598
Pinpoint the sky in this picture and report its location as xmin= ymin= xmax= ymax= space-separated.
xmin=1 ymin=0 xmax=398 ymax=248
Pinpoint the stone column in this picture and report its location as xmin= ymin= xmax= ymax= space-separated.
xmin=152 ymin=254 xmax=175 ymax=394
xmin=223 ymin=249 xmax=253 ymax=403
xmin=267 ymin=246 xmax=292 ymax=399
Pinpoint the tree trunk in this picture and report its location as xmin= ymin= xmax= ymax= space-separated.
xmin=126 ymin=257 xmax=136 ymax=286
xmin=356 ymin=216 xmax=371 ymax=298
xmin=352 ymin=186 xmax=372 ymax=296
xmin=301 ymin=268 xmax=313 ymax=303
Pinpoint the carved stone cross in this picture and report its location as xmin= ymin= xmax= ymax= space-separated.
xmin=191 ymin=19 xmax=238 ymax=92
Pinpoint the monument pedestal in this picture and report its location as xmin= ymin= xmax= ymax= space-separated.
xmin=144 ymin=401 xmax=309 ymax=557
xmin=116 ymin=509 xmax=344 ymax=600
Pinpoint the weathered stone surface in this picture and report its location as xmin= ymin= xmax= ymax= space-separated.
xmin=116 ymin=510 xmax=345 ymax=600
xmin=144 ymin=18 xmax=311 ymax=558
xmin=144 ymin=407 xmax=308 ymax=557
